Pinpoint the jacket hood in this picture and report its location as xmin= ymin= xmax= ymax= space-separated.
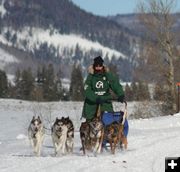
xmin=88 ymin=65 xmax=109 ymax=74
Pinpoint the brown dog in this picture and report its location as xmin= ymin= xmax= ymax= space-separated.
xmin=119 ymin=124 xmax=128 ymax=150
xmin=79 ymin=121 xmax=91 ymax=154
xmin=104 ymin=122 xmax=119 ymax=154
xmin=104 ymin=122 xmax=127 ymax=154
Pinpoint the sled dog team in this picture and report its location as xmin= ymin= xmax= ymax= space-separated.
xmin=28 ymin=115 xmax=127 ymax=156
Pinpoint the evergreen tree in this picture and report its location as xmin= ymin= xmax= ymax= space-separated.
xmin=42 ymin=64 xmax=56 ymax=101
xmin=41 ymin=65 xmax=48 ymax=100
xmin=14 ymin=68 xmax=22 ymax=99
xmin=69 ymin=63 xmax=84 ymax=101
xmin=5 ymin=30 xmax=11 ymax=42
xmin=21 ymin=68 xmax=34 ymax=100
xmin=54 ymin=69 xmax=63 ymax=100
xmin=61 ymin=88 xmax=70 ymax=101
xmin=32 ymin=66 xmax=44 ymax=101
xmin=11 ymin=33 xmax=17 ymax=46
xmin=8 ymin=82 xmax=16 ymax=98
xmin=0 ymin=70 xmax=8 ymax=98
xmin=36 ymin=66 xmax=44 ymax=85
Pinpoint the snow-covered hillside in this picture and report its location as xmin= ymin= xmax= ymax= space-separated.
xmin=0 ymin=47 xmax=19 ymax=70
xmin=0 ymin=99 xmax=180 ymax=172
xmin=0 ymin=27 xmax=126 ymax=60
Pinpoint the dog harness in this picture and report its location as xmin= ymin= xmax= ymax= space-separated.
xmin=89 ymin=122 xmax=103 ymax=137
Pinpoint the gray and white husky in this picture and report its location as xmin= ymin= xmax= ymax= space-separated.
xmin=51 ymin=117 xmax=68 ymax=155
xmin=28 ymin=116 xmax=45 ymax=156
xmin=51 ymin=117 xmax=74 ymax=155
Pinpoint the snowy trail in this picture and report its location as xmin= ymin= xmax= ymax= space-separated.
xmin=0 ymin=99 xmax=180 ymax=172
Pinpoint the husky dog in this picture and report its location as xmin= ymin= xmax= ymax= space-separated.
xmin=103 ymin=122 xmax=128 ymax=154
xmin=104 ymin=122 xmax=121 ymax=154
xmin=28 ymin=116 xmax=45 ymax=156
xmin=89 ymin=117 xmax=104 ymax=155
xmin=80 ymin=117 xmax=104 ymax=155
xmin=80 ymin=121 xmax=91 ymax=155
xmin=63 ymin=117 xmax=74 ymax=153
xmin=51 ymin=117 xmax=68 ymax=155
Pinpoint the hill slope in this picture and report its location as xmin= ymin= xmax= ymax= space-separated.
xmin=0 ymin=0 xmax=137 ymax=81
xmin=0 ymin=0 xmax=135 ymax=55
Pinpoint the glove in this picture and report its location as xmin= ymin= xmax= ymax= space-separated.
xmin=96 ymin=97 xmax=105 ymax=105
xmin=118 ymin=95 xmax=125 ymax=103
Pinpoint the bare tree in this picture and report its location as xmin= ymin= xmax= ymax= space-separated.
xmin=137 ymin=0 xmax=177 ymax=113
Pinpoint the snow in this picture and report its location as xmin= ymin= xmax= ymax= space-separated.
xmin=61 ymin=78 xmax=71 ymax=90
xmin=0 ymin=98 xmax=180 ymax=172
xmin=16 ymin=134 xmax=27 ymax=140
xmin=6 ymin=74 xmax=16 ymax=85
xmin=0 ymin=27 xmax=126 ymax=60
xmin=0 ymin=0 xmax=6 ymax=18
xmin=0 ymin=48 xmax=19 ymax=70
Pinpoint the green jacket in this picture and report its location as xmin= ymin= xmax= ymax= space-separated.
xmin=82 ymin=65 xmax=124 ymax=120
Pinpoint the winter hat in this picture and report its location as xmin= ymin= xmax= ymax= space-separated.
xmin=93 ymin=56 xmax=104 ymax=67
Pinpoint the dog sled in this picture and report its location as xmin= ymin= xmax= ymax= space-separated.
xmin=101 ymin=101 xmax=129 ymax=137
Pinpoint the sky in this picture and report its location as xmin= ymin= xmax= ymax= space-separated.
xmin=71 ymin=0 xmax=180 ymax=16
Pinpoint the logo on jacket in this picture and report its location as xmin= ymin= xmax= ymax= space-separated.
xmin=96 ymin=81 xmax=103 ymax=88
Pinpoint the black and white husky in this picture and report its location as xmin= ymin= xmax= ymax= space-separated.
xmin=51 ymin=117 xmax=74 ymax=155
xmin=28 ymin=116 xmax=45 ymax=156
